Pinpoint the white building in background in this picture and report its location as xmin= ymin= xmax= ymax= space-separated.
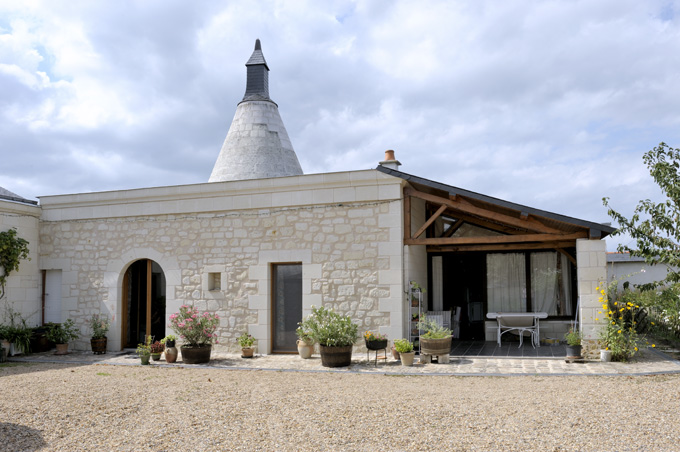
xmin=1 ymin=40 xmax=614 ymax=355
xmin=607 ymin=252 xmax=675 ymax=288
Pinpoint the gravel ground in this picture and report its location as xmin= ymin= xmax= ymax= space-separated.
xmin=1 ymin=362 xmax=679 ymax=452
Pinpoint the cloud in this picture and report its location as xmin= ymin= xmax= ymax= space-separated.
xmin=0 ymin=0 xmax=679 ymax=252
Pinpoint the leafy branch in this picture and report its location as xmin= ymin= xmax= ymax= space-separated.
xmin=0 ymin=228 xmax=31 ymax=299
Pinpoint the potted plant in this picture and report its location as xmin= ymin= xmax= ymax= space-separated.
xmin=136 ymin=335 xmax=152 ymax=365
xmin=565 ymin=327 xmax=582 ymax=359
xmin=298 ymin=306 xmax=358 ymax=367
xmin=364 ymin=331 xmax=388 ymax=350
xmin=169 ymin=305 xmax=220 ymax=364
xmin=410 ymin=281 xmax=424 ymax=307
xmin=150 ymin=339 xmax=165 ymax=361
xmin=161 ymin=334 xmax=178 ymax=363
xmin=1 ymin=307 xmax=33 ymax=356
xmin=89 ymin=314 xmax=109 ymax=354
xmin=237 ymin=332 xmax=256 ymax=358
xmin=4 ymin=323 xmax=33 ymax=356
xmin=295 ymin=326 xmax=314 ymax=359
xmin=394 ymin=338 xmax=415 ymax=366
xmin=45 ymin=319 xmax=79 ymax=355
xmin=418 ymin=315 xmax=453 ymax=356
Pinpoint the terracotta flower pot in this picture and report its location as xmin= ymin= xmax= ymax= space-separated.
xmin=165 ymin=345 xmax=178 ymax=363
xmin=54 ymin=343 xmax=69 ymax=355
xmin=297 ymin=340 xmax=313 ymax=359
xmin=241 ymin=347 xmax=254 ymax=358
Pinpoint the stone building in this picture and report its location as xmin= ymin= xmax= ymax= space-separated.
xmin=1 ymin=40 xmax=614 ymax=355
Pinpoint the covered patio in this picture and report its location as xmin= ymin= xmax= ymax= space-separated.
xmin=382 ymin=165 xmax=615 ymax=347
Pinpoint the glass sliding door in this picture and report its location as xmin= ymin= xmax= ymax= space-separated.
xmin=272 ymin=263 xmax=302 ymax=353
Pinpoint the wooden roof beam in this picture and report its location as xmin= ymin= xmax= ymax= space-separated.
xmin=428 ymin=240 xmax=578 ymax=253
xmin=405 ymin=231 xmax=587 ymax=246
xmin=413 ymin=204 xmax=447 ymax=239
xmin=405 ymin=187 xmax=562 ymax=234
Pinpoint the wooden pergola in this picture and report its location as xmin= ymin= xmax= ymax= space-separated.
xmin=393 ymin=172 xmax=614 ymax=263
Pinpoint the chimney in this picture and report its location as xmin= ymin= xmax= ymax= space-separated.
xmin=379 ymin=149 xmax=401 ymax=171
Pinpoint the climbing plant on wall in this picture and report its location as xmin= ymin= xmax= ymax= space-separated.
xmin=0 ymin=228 xmax=30 ymax=299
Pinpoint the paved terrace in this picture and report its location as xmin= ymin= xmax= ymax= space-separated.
xmin=7 ymin=342 xmax=680 ymax=376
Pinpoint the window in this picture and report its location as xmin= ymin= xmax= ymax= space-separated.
xmin=208 ymin=272 xmax=221 ymax=291
xmin=486 ymin=251 xmax=573 ymax=316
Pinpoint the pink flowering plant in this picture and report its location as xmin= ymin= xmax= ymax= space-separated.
xmin=169 ymin=305 xmax=220 ymax=347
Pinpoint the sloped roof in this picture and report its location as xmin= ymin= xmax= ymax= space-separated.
xmin=0 ymin=186 xmax=38 ymax=205
xmin=376 ymin=165 xmax=615 ymax=238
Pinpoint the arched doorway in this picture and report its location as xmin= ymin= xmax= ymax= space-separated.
xmin=121 ymin=259 xmax=166 ymax=348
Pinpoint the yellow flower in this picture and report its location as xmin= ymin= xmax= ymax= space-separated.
xmin=651 ymin=322 xmax=655 ymax=325
xmin=602 ymin=304 xmax=608 ymax=309
xmin=634 ymin=347 xmax=638 ymax=351
xmin=617 ymin=330 xmax=622 ymax=334
xmin=595 ymin=318 xmax=600 ymax=321
xmin=595 ymin=286 xmax=600 ymax=291
xmin=614 ymin=302 xmax=618 ymax=306
xmin=652 ymin=344 xmax=656 ymax=348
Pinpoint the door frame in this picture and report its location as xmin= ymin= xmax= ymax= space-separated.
xmin=270 ymin=262 xmax=303 ymax=354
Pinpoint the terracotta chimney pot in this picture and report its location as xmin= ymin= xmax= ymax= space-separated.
xmin=384 ymin=150 xmax=396 ymax=161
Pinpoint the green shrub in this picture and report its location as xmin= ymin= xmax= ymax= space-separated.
xmin=393 ymin=338 xmax=414 ymax=353
xmin=298 ymin=306 xmax=358 ymax=347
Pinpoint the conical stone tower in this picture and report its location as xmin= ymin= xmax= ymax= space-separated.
xmin=209 ymin=39 xmax=304 ymax=182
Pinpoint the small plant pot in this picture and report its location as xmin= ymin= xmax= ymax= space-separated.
xmin=600 ymin=349 xmax=612 ymax=362
xmin=241 ymin=347 xmax=254 ymax=358
xmin=565 ymin=345 xmax=582 ymax=359
xmin=54 ymin=343 xmax=69 ymax=355
xmin=165 ymin=346 xmax=178 ymax=363
xmin=391 ymin=345 xmax=400 ymax=360
xmin=365 ymin=339 xmax=388 ymax=351
xmin=400 ymin=351 xmax=416 ymax=366
xmin=150 ymin=353 xmax=162 ymax=361
xmin=297 ymin=340 xmax=313 ymax=359
xmin=140 ymin=354 xmax=150 ymax=365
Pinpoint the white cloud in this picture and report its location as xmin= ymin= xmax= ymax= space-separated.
xmin=1 ymin=0 xmax=679 ymax=251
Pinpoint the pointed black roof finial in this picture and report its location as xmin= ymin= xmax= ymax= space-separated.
xmin=242 ymin=39 xmax=271 ymax=102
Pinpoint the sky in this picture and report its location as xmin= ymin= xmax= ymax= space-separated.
xmin=1 ymin=1 xmax=679 ymax=251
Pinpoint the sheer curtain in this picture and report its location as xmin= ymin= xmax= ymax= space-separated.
xmin=486 ymin=253 xmax=526 ymax=312
xmin=530 ymin=252 xmax=572 ymax=315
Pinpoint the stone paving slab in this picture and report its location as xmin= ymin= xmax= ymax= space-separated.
xmin=7 ymin=347 xmax=680 ymax=376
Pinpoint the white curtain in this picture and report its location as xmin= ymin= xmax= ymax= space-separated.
xmin=530 ymin=252 xmax=572 ymax=315
xmin=486 ymin=253 xmax=526 ymax=312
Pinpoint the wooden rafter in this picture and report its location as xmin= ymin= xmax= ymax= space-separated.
xmin=405 ymin=187 xmax=561 ymax=234
xmin=442 ymin=218 xmax=464 ymax=237
xmin=556 ymin=248 xmax=577 ymax=265
xmin=413 ymin=204 xmax=447 ymax=239
xmin=428 ymin=240 xmax=578 ymax=253
xmin=404 ymin=231 xmax=587 ymax=246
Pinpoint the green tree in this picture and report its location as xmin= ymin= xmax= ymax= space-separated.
xmin=0 ymin=228 xmax=30 ymax=299
xmin=603 ymin=142 xmax=680 ymax=290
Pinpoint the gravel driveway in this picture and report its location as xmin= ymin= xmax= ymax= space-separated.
xmin=1 ymin=362 xmax=679 ymax=451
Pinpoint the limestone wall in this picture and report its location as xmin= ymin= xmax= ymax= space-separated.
xmin=0 ymin=200 xmax=42 ymax=326
xmin=576 ymin=238 xmax=607 ymax=357
xmin=38 ymin=170 xmax=405 ymax=353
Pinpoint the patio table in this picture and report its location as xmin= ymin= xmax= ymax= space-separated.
xmin=486 ymin=312 xmax=548 ymax=348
